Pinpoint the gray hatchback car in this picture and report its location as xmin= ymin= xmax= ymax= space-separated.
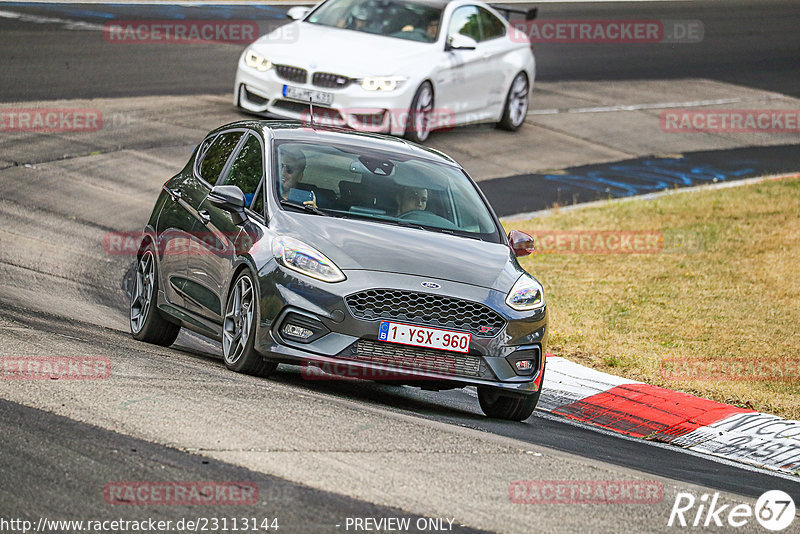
xmin=130 ymin=120 xmax=547 ymax=420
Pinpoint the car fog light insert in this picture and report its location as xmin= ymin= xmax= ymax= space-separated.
xmin=515 ymin=360 xmax=534 ymax=371
xmin=283 ymin=323 xmax=313 ymax=339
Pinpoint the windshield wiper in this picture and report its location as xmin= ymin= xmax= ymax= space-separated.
xmin=279 ymin=199 xmax=333 ymax=217
xmin=394 ymin=219 xmax=427 ymax=231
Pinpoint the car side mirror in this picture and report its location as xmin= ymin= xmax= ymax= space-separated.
xmin=508 ymin=230 xmax=535 ymax=257
xmin=286 ymin=6 xmax=310 ymax=21
xmin=209 ymin=185 xmax=248 ymax=225
xmin=446 ymin=34 xmax=477 ymax=51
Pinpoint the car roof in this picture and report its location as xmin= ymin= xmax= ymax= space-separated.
xmin=209 ymin=120 xmax=460 ymax=167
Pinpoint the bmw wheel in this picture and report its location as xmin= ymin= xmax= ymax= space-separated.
xmin=130 ymin=245 xmax=180 ymax=346
xmin=222 ymin=270 xmax=277 ymax=377
xmin=405 ymin=81 xmax=434 ymax=143
xmin=497 ymin=72 xmax=529 ymax=131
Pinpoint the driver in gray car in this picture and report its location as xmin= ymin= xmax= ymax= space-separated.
xmin=396 ymin=186 xmax=428 ymax=215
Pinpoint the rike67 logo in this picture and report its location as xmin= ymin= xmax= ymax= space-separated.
xmin=668 ymin=490 xmax=795 ymax=531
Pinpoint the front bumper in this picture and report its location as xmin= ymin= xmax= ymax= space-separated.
xmin=254 ymin=267 xmax=547 ymax=394
xmin=234 ymin=63 xmax=417 ymax=137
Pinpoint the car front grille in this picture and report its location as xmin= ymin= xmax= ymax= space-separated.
xmin=274 ymin=64 xmax=307 ymax=84
xmin=345 ymin=289 xmax=505 ymax=337
xmin=312 ymin=72 xmax=353 ymax=89
xmin=341 ymin=340 xmax=489 ymax=379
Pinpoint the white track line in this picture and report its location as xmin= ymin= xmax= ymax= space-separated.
xmin=0 ymin=9 xmax=106 ymax=30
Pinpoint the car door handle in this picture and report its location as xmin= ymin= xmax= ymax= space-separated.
xmin=482 ymin=52 xmax=491 ymax=60
xmin=165 ymin=187 xmax=182 ymax=201
xmin=198 ymin=210 xmax=211 ymax=225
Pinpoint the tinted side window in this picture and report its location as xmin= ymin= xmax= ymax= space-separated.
xmin=448 ymin=6 xmax=480 ymax=42
xmin=478 ymin=8 xmax=505 ymax=40
xmin=221 ymin=134 xmax=263 ymax=207
xmin=199 ymin=131 xmax=243 ymax=183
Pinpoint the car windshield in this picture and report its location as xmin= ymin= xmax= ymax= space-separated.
xmin=274 ymin=140 xmax=502 ymax=243
xmin=306 ymin=0 xmax=442 ymax=43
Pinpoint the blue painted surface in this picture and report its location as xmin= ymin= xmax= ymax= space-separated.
xmin=543 ymin=158 xmax=757 ymax=197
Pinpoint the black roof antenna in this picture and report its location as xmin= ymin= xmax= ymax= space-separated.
xmin=308 ymin=97 xmax=317 ymax=130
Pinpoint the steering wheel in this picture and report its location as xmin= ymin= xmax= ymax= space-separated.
xmin=398 ymin=209 xmax=428 ymax=219
xmin=397 ymin=210 xmax=460 ymax=230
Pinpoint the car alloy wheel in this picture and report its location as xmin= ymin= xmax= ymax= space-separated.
xmin=129 ymin=245 xmax=180 ymax=346
xmin=223 ymin=273 xmax=255 ymax=365
xmin=130 ymin=250 xmax=154 ymax=334
xmin=406 ymin=82 xmax=434 ymax=143
xmin=222 ymin=271 xmax=278 ymax=377
xmin=498 ymin=72 xmax=529 ymax=131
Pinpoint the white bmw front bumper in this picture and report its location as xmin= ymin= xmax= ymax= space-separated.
xmin=234 ymin=59 xmax=419 ymax=138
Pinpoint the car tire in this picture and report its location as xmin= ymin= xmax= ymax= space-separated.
xmin=130 ymin=245 xmax=181 ymax=346
xmin=497 ymin=71 xmax=529 ymax=131
xmin=477 ymin=373 xmax=543 ymax=421
xmin=404 ymin=81 xmax=434 ymax=143
xmin=222 ymin=270 xmax=277 ymax=378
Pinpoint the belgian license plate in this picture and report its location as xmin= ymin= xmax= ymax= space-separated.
xmin=283 ymin=85 xmax=333 ymax=105
xmin=378 ymin=321 xmax=470 ymax=354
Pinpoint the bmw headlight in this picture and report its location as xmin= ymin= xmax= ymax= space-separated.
xmin=360 ymin=76 xmax=405 ymax=91
xmin=244 ymin=49 xmax=273 ymax=72
xmin=506 ymin=274 xmax=545 ymax=311
xmin=273 ymin=236 xmax=345 ymax=283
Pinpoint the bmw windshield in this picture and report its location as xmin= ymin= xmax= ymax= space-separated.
xmin=306 ymin=0 xmax=442 ymax=43
xmin=274 ymin=140 xmax=503 ymax=243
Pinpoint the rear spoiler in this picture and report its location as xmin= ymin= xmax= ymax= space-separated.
xmin=490 ymin=5 xmax=538 ymax=21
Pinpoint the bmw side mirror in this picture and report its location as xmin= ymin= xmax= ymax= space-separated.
xmin=508 ymin=230 xmax=535 ymax=257
xmin=209 ymin=185 xmax=248 ymax=225
xmin=446 ymin=34 xmax=477 ymax=51
xmin=286 ymin=6 xmax=310 ymax=21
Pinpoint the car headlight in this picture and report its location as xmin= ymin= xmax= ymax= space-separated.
xmin=506 ymin=274 xmax=545 ymax=311
xmin=360 ymin=76 xmax=405 ymax=91
xmin=273 ymin=236 xmax=345 ymax=283
xmin=244 ymin=49 xmax=273 ymax=72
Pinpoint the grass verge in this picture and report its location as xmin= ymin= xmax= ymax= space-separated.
xmin=505 ymin=175 xmax=800 ymax=420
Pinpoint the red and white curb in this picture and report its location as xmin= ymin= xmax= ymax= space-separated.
xmin=538 ymin=355 xmax=800 ymax=477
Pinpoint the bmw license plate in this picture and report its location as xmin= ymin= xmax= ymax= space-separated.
xmin=378 ymin=321 xmax=470 ymax=354
xmin=283 ymin=85 xmax=333 ymax=105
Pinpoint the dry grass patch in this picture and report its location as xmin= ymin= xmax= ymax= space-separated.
xmin=506 ymin=177 xmax=800 ymax=419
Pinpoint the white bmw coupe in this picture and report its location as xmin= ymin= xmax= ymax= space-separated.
xmin=234 ymin=0 xmax=536 ymax=142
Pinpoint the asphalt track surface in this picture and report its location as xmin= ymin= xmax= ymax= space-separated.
xmin=1 ymin=1 xmax=800 ymax=532
xmin=1 ymin=0 xmax=799 ymax=101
